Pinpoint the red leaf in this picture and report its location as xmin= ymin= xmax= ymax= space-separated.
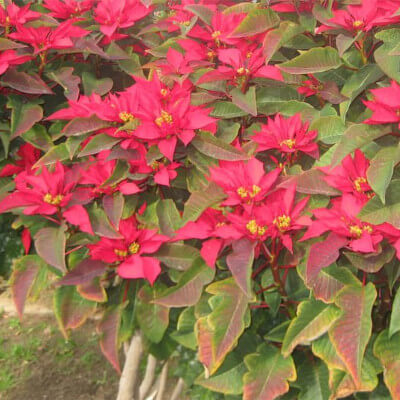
xmin=57 ymin=259 xmax=107 ymax=286
xmin=306 ymin=233 xmax=348 ymax=285
xmin=1 ymin=68 xmax=53 ymax=94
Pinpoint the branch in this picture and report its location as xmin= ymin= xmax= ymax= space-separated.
xmin=116 ymin=332 xmax=143 ymax=400
xmin=170 ymin=378 xmax=185 ymax=400
xmin=139 ymin=354 xmax=157 ymax=400
xmin=155 ymin=361 xmax=169 ymax=400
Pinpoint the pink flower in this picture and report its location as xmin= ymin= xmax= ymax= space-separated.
xmin=322 ymin=149 xmax=374 ymax=201
xmin=0 ymin=143 xmax=40 ymax=177
xmin=9 ymin=19 xmax=89 ymax=53
xmin=88 ymin=217 xmax=169 ymax=284
xmin=43 ymin=0 xmax=95 ymax=19
xmin=301 ymin=195 xmax=384 ymax=254
xmin=209 ymin=158 xmax=281 ymax=210
xmin=0 ymin=162 xmax=93 ymax=234
xmin=364 ymin=80 xmax=400 ymax=128
xmin=0 ymin=50 xmax=32 ymax=75
xmin=94 ymin=0 xmax=153 ymax=38
xmin=79 ymin=151 xmax=141 ymax=196
xmin=316 ymin=0 xmax=399 ymax=34
xmin=253 ymin=113 xmax=319 ymax=159
xmin=0 ymin=2 xmax=40 ymax=28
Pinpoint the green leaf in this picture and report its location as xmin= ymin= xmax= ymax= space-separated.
xmin=102 ymin=193 xmax=124 ymax=228
xmin=170 ymin=307 xmax=197 ymax=350
xmin=154 ymin=258 xmax=214 ymax=307
xmin=7 ymin=96 xmax=43 ymax=139
xmin=54 ymin=285 xmax=96 ymax=338
xmin=88 ymin=203 xmax=121 ymax=239
xmin=47 ymin=67 xmax=80 ymax=101
xmin=358 ymin=179 xmax=400 ymax=228
xmin=211 ymin=101 xmax=248 ymax=118
xmin=331 ymin=124 xmax=391 ymax=167
xmin=22 ymin=124 xmax=52 ymax=151
xmin=310 ymin=116 xmax=346 ymax=145
xmin=339 ymin=64 xmax=384 ymax=119
xmin=373 ymin=330 xmax=400 ymax=398
xmin=184 ymin=4 xmax=213 ymax=24
xmin=82 ymin=71 xmax=113 ymax=96
xmin=226 ymin=238 xmax=255 ymax=299
xmin=281 ymin=299 xmax=342 ymax=356
xmin=195 ymin=358 xmax=247 ymax=395
xmin=191 ymin=131 xmax=249 ymax=161
xmin=34 ymin=226 xmax=67 ymax=273
xmin=136 ymin=284 xmax=169 ymax=343
xmin=329 ymin=283 xmax=377 ymax=386
xmin=367 ymin=144 xmax=400 ymax=203
xmin=375 ymin=29 xmax=400 ymax=83
xmin=156 ymin=199 xmax=181 ymax=237
xmin=196 ymin=278 xmax=250 ymax=375
xmin=389 ymin=291 xmax=400 ymax=338
xmin=344 ymin=245 xmax=395 ymax=273
xmin=231 ymin=8 xmax=280 ymax=37
xmin=243 ymin=344 xmax=296 ymax=400
xmin=155 ymin=243 xmax=200 ymax=271
xmin=10 ymin=255 xmax=48 ymax=318
xmin=279 ymin=47 xmax=342 ymax=74
xmin=182 ymin=182 xmax=225 ymax=224
xmin=231 ymin=87 xmax=257 ymax=116
xmin=296 ymin=359 xmax=330 ymax=400
xmin=78 ymin=134 xmax=120 ymax=157
xmin=33 ymin=143 xmax=70 ymax=167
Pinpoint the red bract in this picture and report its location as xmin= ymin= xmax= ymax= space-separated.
xmin=322 ymin=149 xmax=374 ymax=201
xmin=94 ymin=0 xmax=153 ymax=38
xmin=297 ymin=75 xmax=322 ymax=97
xmin=0 ymin=2 xmax=40 ymax=29
xmin=316 ymin=0 xmax=399 ymax=34
xmin=301 ymin=195 xmax=384 ymax=253
xmin=253 ymin=113 xmax=319 ymax=160
xmin=0 ymin=143 xmax=40 ymax=177
xmin=9 ymin=19 xmax=89 ymax=53
xmin=208 ymin=158 xmax=281 ymax=210
xmin=43 ymin=0 xmax=95 ymax=19
xmin=79 ymin=151 xmax=141 ymax=196
xmin=0 ymin=50 xmax=32 ymax=75
xmin=198 ymin=47 xmax=283 ymax=87
xmin=88 ymin=217 xmax=168 ymax=284
xmin=364 ymin=80 xmax=400 ymax=127
xmin=0 ymin=162 xmax=92 ymax=233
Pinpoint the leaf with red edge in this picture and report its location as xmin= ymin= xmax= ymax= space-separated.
xmin=154 ymin=257 xmax=214 ymax=307
xmin=103 ymin=193 xmax=124 ymax=228
xmin=136 ymin=284 xmax=169 ymax=343
xmin=10 ymin=255 xmax=47 ymax=318
xmin=1 ymin=68 xmax=53 ymax=94
xmin=196 ymin=278 xmax=250 ymax=375
xmin=54 ymin=286 xmax=97 ymax=338
xmin=243 ymin=343 xmax=296 ymax=400
xmin=77 ymin=277 xmax=107 ymax=302
xmin=97 ymin=305 xmax=123 ymax=373
xmin=279 ymin=169 xmax=341 ymax=196
xmin=34 ymin=226 xmax=67 ymax=273
xmin=185 ymin=4 xmax=213 ymax=24
xmin=231 ymin=8 xmax=280 ymax=38
xmin=306 ymin=233 xmax=347 ymax=285
xmin=0 ymin=38 xmax=26 ymax=50
xmin=7 ymin=96 xmax=43 ymax=139
xmin=329 ymin=283 xmax=377 ymax=387
xmin=373 ymin=329 xmax=400 ymax=399
xmin=231 ymin=87 xmax=257 ymax=117
xmin=226 ymin=238 xmax=255 ymax=298
xmin=47 ymin=67 xmax=81 ymax=101
xmin=57 ymin=259 xmax=107 ymax=286
xmin=62 ymin=115 xmax=111 ymax=137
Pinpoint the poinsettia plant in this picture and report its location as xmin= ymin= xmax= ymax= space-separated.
xmin=3 ymin=0 xmax=400 ymax=398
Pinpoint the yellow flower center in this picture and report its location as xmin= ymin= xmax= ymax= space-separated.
xmin=354 ymin=177 xmax=367 ymax=193
xmin=246 ymin=51 xmax=253 ymax=59
xmin=155 ymin=110 xmax=173 ymax=127
xmin=211 ymin=30 xmax=221 ymax=39
xmin=151 ymin=160 xmax=160 ymax=171
xmin=43 ymin=193 xmax=64 ymax=206
xmin=216 ymin=222 xmax=226 ymax=228
xmin=129 ymin=242 xmax=140 ymax=255
xmin=236 ymin=67 xmax=250 ymax=76
xmin=246 ymin=219 xmax=266 ymax=236
xmin=179 ymin=20 xmax=191 ymax=26
xmin=353 ymin=20 xmax=364 ymax=29
xmin=119 ymin=111 xmax=136 ymax=123
xmin=280 ymin=139 xmax=296 ymax=149
xmin=160 ymin=89 xmax=168 ymax=97
xmin=273 ymin=215 xmax=291 ymax=232
xmin=114 ymin=249 xmax=128 ymax=258
xmin=207 ymin=51 xmax=216 ymax=61
xmin=237 ymin=185 xmax=261 ymax=199
xmin=349 ymin=224 xmax=373 ymax=238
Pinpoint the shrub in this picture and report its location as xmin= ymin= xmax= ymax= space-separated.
xmin=2 ymin=0 xmax=400 ymax=398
